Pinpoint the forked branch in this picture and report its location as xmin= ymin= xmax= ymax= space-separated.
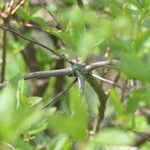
xmin=24 ymin=60 xmax=117 ymax=79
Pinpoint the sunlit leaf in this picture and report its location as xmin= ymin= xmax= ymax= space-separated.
xmin=16 ymin=80 xmax=30 ymax=108
xmin=92 ymin=128 xmax=134 ymax=146
xmin=31 ymin=17 xmax=46 ymax=26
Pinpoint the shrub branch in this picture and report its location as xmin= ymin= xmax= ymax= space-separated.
xmin=1 ymin=21 xmax=7 ymax=83
xmin=0 ymin=26 xmax=73 ymax=64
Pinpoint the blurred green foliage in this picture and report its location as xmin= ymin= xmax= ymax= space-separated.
xmin=0 ymin=0 xmax=150 ymax=149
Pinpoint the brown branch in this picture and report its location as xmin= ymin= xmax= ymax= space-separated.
xmin=24 ymin=60 xmax=117 ymax=79
xmin=0 ymin=0 xmax=14 ymax=19
xmin=85 ymin=74 xmax=108 ymax=131
xmin=44 ymin=78 xmax=77 ymax=108
xmin=0 ymin=26 xmax=73 ymax=64
xmin=0 ymin=0 xmax=25 ymax=19
xmin=10 ymin=0 xmax=26 ymax=15
xmin=24 ymin=67 xmax=72 ymax=79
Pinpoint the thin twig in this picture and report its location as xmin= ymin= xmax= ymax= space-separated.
xmin=1 ymin=22 xmax=7 ymax=83
xmin=19 ymin=22 xmax=63 ymax=41
xmin=41 ymin=0 xmax=62 ymax=30
xmin=21 ymin=22 xmax=45 ymax=31
xmin=113 ymin=72 xmax=121 ymax=88
xmin=91 ymin=73 xmax=126 ymax=91
xmin=10 ymin=0 xmax=26 ymax=15
xmin=44 ymin=78 xmax=77 ymax=108
xmin=0 ymin=0 xmax=14 ymax=19
xmin=85 ymin=60 xmax=115 ymax=71
xmin=0 ymin=0 xmax=25 ymax=19
xmin=0 ymin=26 xmax=73 ymax=64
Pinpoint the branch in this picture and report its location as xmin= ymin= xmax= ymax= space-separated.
xmin=24 ymin=60 xmax=117 ymax=79
xmin=0 ymin=26 xmax=73 ymax=64
xmin=1 ymin=22 xmax=7 ymax=83
xmin=41 ymin=0 xmax=62 ymax=30
xmin=44 ymin=78 xmax=77 ymax=108
xmin=0 ymin=0 xmax=25 ymax=19
xmin=85 ymin=73 xmax=108 ymax=131
xmin=24 ymin=67 xmax=72 ymax=79
xmin=10 ymin=0 xmax=26 ymax=15
xmin=85 ymin=60 xmax=117 ymax=72
xmin=113 ymin=72 xmax=121 ymax=88
xmin=91 ymin=73 xmax=126 ymax=91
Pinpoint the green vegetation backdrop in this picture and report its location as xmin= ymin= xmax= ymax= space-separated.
xmin=0 ymin=0 xmax=150 ymax=149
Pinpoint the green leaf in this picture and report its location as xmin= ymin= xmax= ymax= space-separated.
xmin=60 ymin=6 xmax=97 ymax=51
xmin=16 ymin=80 xmax=30 ymax=108
xmin=117 ymin=53 xmax=150 ymax=82
xmin=6 ymin=54 xmax=26 ymax=80
xmin=133 ymin=30 xmax=150 ymax=54
xmin=16 ymin=8 xmax=29 ymax=20
xmin=16 ymin=1 xmax=30 ymax=21
xmin=0 ymin=86 xmax=15 ymax=119
xmin=141 ymin=141 xmax=150 ymax=150
xmin=92 ymin=128 xmax=134 ymax=146
xmin=127 ymin=88 xmax=150 ymax=113
xmin=28 ymin=97 xmax=42 ymax=107
xmin=47 ymin=134 xmax=71 ymax=150
xmin=48 ymin=90 xmax=87 ymax=140
xmin=45 ymin=27 xmax=62 ymax=39
xmin=109 ymin=2 xmax=123 ymax=17
xmin=28 ymin=121 xmax=47 ymax=135
xmin=31 ymin=17 xmax=46 ymax=26
xmin=134 ymin=116 xmax=148 ymax=132
xmin=110 ymin=89 xmax=125 ymax=115
xmin=0 ymin=86 xmax=43 ymax=141
xmin=16 ymin=80 xmax=42 ymax=108
xmin=30 ymin=7 xmax=41 ymax=17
